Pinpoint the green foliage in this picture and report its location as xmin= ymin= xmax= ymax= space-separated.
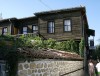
xmin=6 ymin=52 xmax=18 ymax=76
xmin=0 ymin=35 xmax=35 ymax=76
xmin=53 ymin=39 xmax=79 ymax=53
xmin=79 ymin=38 xmax=84 ymax=57
xmin=96 ymin=45 xmax=100 ymax=59
xmin=53 ymin=42 xmax=64 ymax=50
xmin=91 ymin=49 xmax=97 ymax=60
xmin=69 ymin=39 xmax=77 ymax=52
xmin=0 ymin=35 xmax=83 ymax=55
xmin=45 ymin=38 xmax=56 ymax=49
xmin=31 ymin=36 xmax=43 ymax=49
xmin=0 ymin=35 xmax=15 ymax=56
xmin=0 ymin=35 xmax=84 ymax=76
xmin=16 ymin=35 xmax=33 ymax=47
xmin=54 ymin=41 xmax=69 ymax=51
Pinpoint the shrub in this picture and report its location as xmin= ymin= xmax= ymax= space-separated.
xmin=0 ymin=35 xmax=82 ymax=55
xmin=79 ymin=38 xmax=84 ymax=57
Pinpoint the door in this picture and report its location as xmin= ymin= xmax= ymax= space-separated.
xmin=14 ymin=27 xmax=18 ymax=35
xmin=0 ymin=27 xmax=2 ymax=35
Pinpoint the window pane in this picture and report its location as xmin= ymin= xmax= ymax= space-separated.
xmin=4 ymin=28 xmax=7 ymax=33
xmin=49 ymin=24 xmax=52 ymax=33
xmin=2 ymin=27 xmax=7 ymax=35
xmin=2 ymin=65 xmax=5 ymax=71
xmin=52 ymin=22 xmax=54 ymax=27
xmin=48 ymin=22 xmax=52 ymax=28
xmin=33 ymin=26 xmax=35 ymax=30
xmin=33 ymin=25 xmax=38 ymax=33
xmin=48 ymin=21 xmax=54 ymax=33
xmin=0 ymin=64 xmax=6 ymax=76
xmin=33 ymin=26 xmax=38 ymax=30
xmin=52 ymin=22 xmax=54 ymax=33
xmin=23 ymin=27 xmax=27 ymax=31
xmin=68 ymin=25 xmax=71 ymax=31
xmin=23 ymin=27 xmax=27 ymax=34
xmin=64 ymin=26 xmax=67 ymax=31
xmin=35 ymin=26 xmax=38 ymax=30
xmin=0 ymin=65 xmax=3 ymax=76
xmin=64 ymin=20 xmax=71 ymax=31
xmin=48 ymin=28 xmax=52 ymax=33
xmin=23 ymin=31 xmax=27 ymax=34
xmin=64 ymin=20 xmax=70 ymax=25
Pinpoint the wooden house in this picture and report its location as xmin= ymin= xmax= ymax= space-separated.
xmin=0 ymin=6 xmax=90 ymax=42
xmin=0 ymin=6 xmax=95 ymax=76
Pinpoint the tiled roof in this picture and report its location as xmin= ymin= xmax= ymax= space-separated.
xmin=17 ymin=48 xmax=83 ymax=60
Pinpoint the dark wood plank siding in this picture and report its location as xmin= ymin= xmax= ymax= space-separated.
xmin=39 ymin=11 xmax=83 ymax=40
xmin=18 ymin=18 xmax=38 ymax=34
xmin=72 ymin=17 xmax=82 ymax=37
xmin=0 ymin=22 xmax=11 ymax=35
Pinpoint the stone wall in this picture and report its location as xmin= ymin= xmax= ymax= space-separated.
xmin=18 ymin=59 xmax=84 ymax=76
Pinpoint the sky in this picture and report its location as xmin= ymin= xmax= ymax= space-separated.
xmin=0 ymin=0 xmax=100 ymax=45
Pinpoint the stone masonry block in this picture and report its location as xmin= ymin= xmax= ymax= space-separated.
xmin=18 ymin=64 xmax=23 ymax=70
xmin=30 ymin=63 xmax=36 ymax=69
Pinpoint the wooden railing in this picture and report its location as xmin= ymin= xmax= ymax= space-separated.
xmin=12 ymin=33 xmax=46 ymax=40
xmin=14 ymin=33 xmax=38 ymax=37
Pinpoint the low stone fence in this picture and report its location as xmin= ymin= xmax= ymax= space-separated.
xmin=18 ymin=59 xmax=84 ymax=76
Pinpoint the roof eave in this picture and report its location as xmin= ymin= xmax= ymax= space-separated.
xmin=34 ymin=6 xmax=86 ymax=16
xmin=0 ymin=18 xmax=17 ymax=23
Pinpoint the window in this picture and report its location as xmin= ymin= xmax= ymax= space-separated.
xmin=0 ymin=63 xmax=6 ymax=76
xmin=47 ymin=21 xmax=54 ymax=33
xmin=32 ymin=25 xmax=38 ymax=33
xmin=23 ymin=27 xmax=27 ymax=34
xmin=2 ymin=27 xmax=7 ymax=35
xmin=64 ymin=20 xmax=71 ymax=32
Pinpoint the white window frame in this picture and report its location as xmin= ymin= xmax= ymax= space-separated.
xmin=23 ymin=27 xmax=27 ymax=34
xmin=64 ymin=19 xmax=71 ymax=32
xmin=48 ymin=21 xmax=54 ymax=33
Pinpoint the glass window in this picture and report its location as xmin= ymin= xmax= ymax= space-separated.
xmin=33 ymin=25 xmax=38 ymax=33
xmin=2 ymin=27 xmax=7 ymax=35
xmin=23 ymin=27 xmax=27 ymax=34
xmin=0 ymin=64 xmax=6 ymax=76
xmin=64 ymin=20 xmax=71 ymax=31
xmin=48 ymin=21 xmax=54 ymax=33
